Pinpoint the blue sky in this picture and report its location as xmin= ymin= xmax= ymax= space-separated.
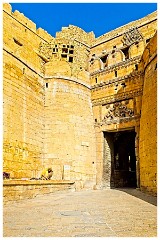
xmin=9 ymin=3 xmax=157 ymax=38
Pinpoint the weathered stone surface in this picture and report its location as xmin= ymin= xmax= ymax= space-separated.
xmin=139 ymin=33 xmax=157 ymax=195
xmin=3 ymin=3 xmax=157 ymax=198
xmin=3 ymin=179 xmax=75 ymax=204
xmin=3 ymin=189 xmax=157 ymax=237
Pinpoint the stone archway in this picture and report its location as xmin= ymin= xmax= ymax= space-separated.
xmin=103 ymin=130 xmax=137 ymax=188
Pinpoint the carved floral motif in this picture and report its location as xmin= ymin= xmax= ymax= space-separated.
xmin=122 ymin=27 xmax=143 ymax=46
xmin=103 ymin=100 xmax=134 ymax=122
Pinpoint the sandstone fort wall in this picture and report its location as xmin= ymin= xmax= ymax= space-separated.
xmin=139 ymin=33 xmax=157 ymax=195
xmin=3 ymin=3 xmax=53 ymax=178
xmin=3 ymin=3 xmax=157 ymax=194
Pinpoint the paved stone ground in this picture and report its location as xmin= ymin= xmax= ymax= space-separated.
xmin=3 ymin=188 xmax=157 ymax=237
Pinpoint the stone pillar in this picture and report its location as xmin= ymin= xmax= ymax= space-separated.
xmin=103 ymin=132 xmax=114 ymax=188
xmin=94 ymin=126 xmax=104 ymax=188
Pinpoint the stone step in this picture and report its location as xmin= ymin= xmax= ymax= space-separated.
xmin=3 ymin=179 xmax=75 ymax=204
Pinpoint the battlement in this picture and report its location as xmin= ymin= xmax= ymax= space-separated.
xmin=3 ymin=3 xmax=53 ymax=42
xmin=93 ymin=11 xmax=157 ymax=47
xmin=56 ymin=24 xmax=95 ymax=46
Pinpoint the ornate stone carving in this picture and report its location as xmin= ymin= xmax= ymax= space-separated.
xmin=122 ymin=27 xmax=143 ymax=46
xmin=103 ymin=101 xmax=134 ymax=123
xmin=97 ymin=114 xmax=140 ymax=126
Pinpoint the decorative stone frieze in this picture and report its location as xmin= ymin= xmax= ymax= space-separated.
xmin=102 ymin=100 xmax=134 ymax=122
xmin=91 ymin=70 xmax=144 ymax=90
xmin=101 ymin=115 xmax=140 ymax=125
xmin=122 ymin=27 xmax=143 ymax=46
xmin=92 ymin=89 xmax=143 ymax=106
xmin=90 ymin=56 xmax=141 ymax=76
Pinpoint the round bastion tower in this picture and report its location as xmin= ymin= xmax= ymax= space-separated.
xmin=39 ymin=25 xmax=97 ymax=189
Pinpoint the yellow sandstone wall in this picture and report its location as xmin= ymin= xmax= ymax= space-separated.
xmin=43 ymin=76 xmax=96 ymax=183
xmin=3 ymin=3 xmax=53 ymax=178
xmin=89 ymin=11 xmax=157 ymax=189
xmin=139 ymin=33 xmax=157 ymax=195
xmin=3 ymin=4 xmax=97 ymax=187
xmin=3 ymin=3 xmax=157 ymax=194
xmin=42 ymin=26 xmax=97 ymax=187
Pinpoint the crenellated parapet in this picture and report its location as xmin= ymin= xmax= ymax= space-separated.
xmin=3 ymin=3 xmax=54 ymax=43
xmin=56 ymin=25 xmax=95 ymax=46
xmin=93 ymin=11 xmax=157 ymax=47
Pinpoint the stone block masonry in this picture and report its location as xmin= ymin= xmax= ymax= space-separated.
xmin=3 ymin=3 xmax=97 ymax=188
xmin=3 ymin=3 xmax=157 ymax=196
xmin=139 ymin=33 xmax=157 ymax=195
xmin=3 ymin=180 xmax=75 ymax=204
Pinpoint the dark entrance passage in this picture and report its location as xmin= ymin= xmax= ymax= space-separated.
xmin=103 ymin=130 xmax=137 ymax=188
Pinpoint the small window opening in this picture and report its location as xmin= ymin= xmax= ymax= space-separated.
xmin=46 ymin=83 xmax=48 ymax=88
xmin=146 ymin=38 xmax=150 ymax=43
xmin=63 ymin=45 xmax=66 ymax=47
xmin=135 ymin=64 xmax=138 ymax=71
xmin=95 ymin=119 xmax=97 ymax=122
xmin=155 ymin=63 xmax=157 ymax=70
xmin=13 ymin=38 xmax=23 ymax=46
xmin=22 ymin=68 xmax=25 ymax=74
xmin=70 ymin=45 xmax=74 ymax=49
xmin=53 ymin=48 xmax=58 ymax=53
xmin=95 ymin=77 xmax=98 ymax=83
xmin=115 ymin=71 xmax=117 ymax=77
xmin=69 ymin=56 xmax=73 ymax=63
xmin=113 ymin=45 xmax=116 ymax=49
xmin=62 ymin=48 xmax=68 ymax=53
xmin=55 ymin=44 xmax=57 ymax=47
xmin=121 ymin=82 xmax=126 ymax=88
xmin=121 ymin=46 xmax=130 ymax=60
xmin=100 ymin=55 xmax=108 ymax=63
xmin=61 ymin=54 xmax=67 ymax=58
xmin=69 ymin=50 xmax=74 ymax=54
